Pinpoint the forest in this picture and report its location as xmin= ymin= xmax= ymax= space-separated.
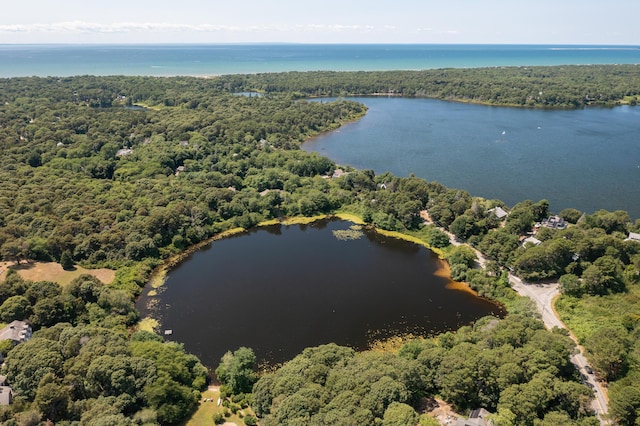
xmin=212 ymin=65 xmax=640 ymax=108
xmin=0 ymin=68 xmax=638 ymax=424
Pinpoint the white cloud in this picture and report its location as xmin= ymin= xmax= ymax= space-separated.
xmin=0 ymin=21 xmax=383 ymax=35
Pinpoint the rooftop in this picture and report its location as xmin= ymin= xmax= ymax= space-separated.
xmin=0 ymin=320 xmax=32 ymax=344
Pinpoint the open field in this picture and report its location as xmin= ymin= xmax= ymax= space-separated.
xmin=0 ymin=261 xmax=115 ymax=286
xmin=180 ymin=386 xmax=256 ymax=426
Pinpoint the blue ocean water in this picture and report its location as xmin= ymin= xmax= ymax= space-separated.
xmin=1 ymin=44 xmax=639 ymax=77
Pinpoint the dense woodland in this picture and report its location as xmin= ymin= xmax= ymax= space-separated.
xmin=0 ymin=68 xmax=639 ymax=424
xmin=213 ymin=65 xmax=640 ymax=108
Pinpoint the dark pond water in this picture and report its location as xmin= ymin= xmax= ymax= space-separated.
xmin=137 ymin=219 xmax=504 ymax=367
xmin=303 ymin=98 xmax=640 ymax=219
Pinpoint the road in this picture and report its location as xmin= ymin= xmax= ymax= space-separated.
xmin=509 ymin=274 xmax=609 ymax=423
xmin=440 ymin=221 xmax=610 ymax=425
xmin=431 ymin=220 xmax=610 ymax=423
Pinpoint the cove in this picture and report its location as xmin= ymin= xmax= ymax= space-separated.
xmin=303 ymin=97 xmax=640 ymax=219
xmin=136 ymin=218 xmax=504 ymax=367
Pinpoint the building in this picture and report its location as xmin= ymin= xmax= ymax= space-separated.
xmin=540 ymin=215 xmax=567 ymax=230
xmin=626 ymin=232 xmax=640 ymax=242
xmin=0 ymin=386 xmax=12 ymax=406
xmin=0 ymin=320 xmax=32 ymax=344
xmin=488 ymin=206 xmax=509 ymax=220
xmin=456 ymin=408 xmax=493 ymax=426
xmin=523 ymin=236 xmax=542 ymax=246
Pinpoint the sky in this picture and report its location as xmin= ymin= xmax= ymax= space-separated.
xmin=1 ymin=0 xmax=639 ymax=45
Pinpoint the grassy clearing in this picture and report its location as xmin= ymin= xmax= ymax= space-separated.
xmin=280 ymin=215 xmax=328 ymax=225
xmin=333 ymin=212 xmax=366 ymax=225
xmin=137 ymin=317 xmax=159 ymax=334
xmin=180 ymin=387 xmax=257 ymax=426
xmin=555 ymin=284 xmax=640 ymax=343
xmin=375 ymin=228 xmax=445 ymax=258
xmin=132 ymin=102 xmax=164 ymax=111
xmin=0 ymin=261 xmax=115 ymax=287
xmin=369 ymin=334 xmax=420 ymax=353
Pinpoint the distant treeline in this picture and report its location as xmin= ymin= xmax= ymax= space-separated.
xmin=213 ymin=65 xmax=640 ymax=108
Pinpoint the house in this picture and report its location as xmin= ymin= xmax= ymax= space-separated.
xmin=0 ymin=386 xmax=12 ymax=406
xmin=259 ymin=189 xmax=284 ymax=197
xmin=540 ymin=215 xmax=567 ymax=230
xmin=332 ymin=168 xmax=347 ymax=179
xmin=456 ymin=408 xmax=493 ymax=426
xmin=626 ymin=232 xmax=640 ymax=242
xmin=0 ymin=320 xmax=32 ymax=344
xmin=115 ymin=148 xmax=133 ymax=157
xmin=522 ymin=236 xmax=542 ymax=246
xmin=488 ymin=206 xmax=509 ymax=220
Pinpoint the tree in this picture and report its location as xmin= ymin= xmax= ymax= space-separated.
xmin=4 ymin=338 xmax=64 ymax=400
xmin=27 ymin=152 xmax=42 ymax=168
xmin=447 ymin=245 xmax=477 ymax=269
xmin=584 ymin=326 xmax=629 ymax=381
xmin=382 ymin=402 xmax=419 ymax=426
xmin=450 ymin=214 xmax=480 ymax=240
xmin=33 ymin=374 xmax=71 ymax=422
xmin=0 ymin=295 xmax=31 ymax=322
xmin=579 ymin=256 xmax=625 ymax=296
xmin=609 ymin=377 xmax=640 ymax=426
xmin=143 ymin=373 xmax=200 ymax=424
xmin=31 ymin=296 xmax=69 ymax=328
xmin=436 ymin=343 xmax=480 ymax=410
xmin=25 ymin=280 xmax=61 ymax=304
xmin=424 ymin=226 xmax=451 ymax=249
xmin=498 ymin=373 xmax=555 ymax=424
xmin=532 ymin=199 xmax=550 ymax=222
xmin=244 ymin=414 xmax=258 ymax=425
xmin=215 ymin=347 xmax=257 ymax=395
xmin=60 ymin=250 xmax=75 ymax=270
xmin=85 ymin=355 xmax=156 ymax=400
xmin=558 ymin=274 xmax=582 ymax=297
xmin=361 ymin=376 xmax=409 ymax=418
xmin=559 ymin=208 xmax=583 ymax=224
xmin=1 ymin=240 xmax=28 ymax=264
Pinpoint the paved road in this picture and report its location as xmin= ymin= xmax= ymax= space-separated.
xmin=509 ymin=275 xmax=609 ymax=423
xmin=430 ymin=218 xmax=610 ymax=423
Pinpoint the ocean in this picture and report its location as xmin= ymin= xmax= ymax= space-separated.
xmin=1 ymin=44 xmax=640 ymax=77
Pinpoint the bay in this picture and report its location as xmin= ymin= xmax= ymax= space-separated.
xmin=303 ymin=97 xmax=640 ymax=219
xmin=1 ymin=43 xmax=639 ymax=77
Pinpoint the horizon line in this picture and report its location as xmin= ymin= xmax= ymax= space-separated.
xmin=1 ymin=42 xmax=639 ymax=47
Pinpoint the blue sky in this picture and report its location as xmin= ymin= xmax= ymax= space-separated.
xmin=1 ymin=0 xmax=638 ymax=44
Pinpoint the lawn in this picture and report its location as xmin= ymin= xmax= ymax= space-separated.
xmin=181 ymin=387 xmax=258 ymax=426
xmin=0 ymin=261 xmax=115 ymax=287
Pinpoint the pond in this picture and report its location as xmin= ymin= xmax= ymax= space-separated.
xmin=303 ymin=97 xmax=640 ymax=219
xmin=136 ymin=219 xmax=504 ymax=367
